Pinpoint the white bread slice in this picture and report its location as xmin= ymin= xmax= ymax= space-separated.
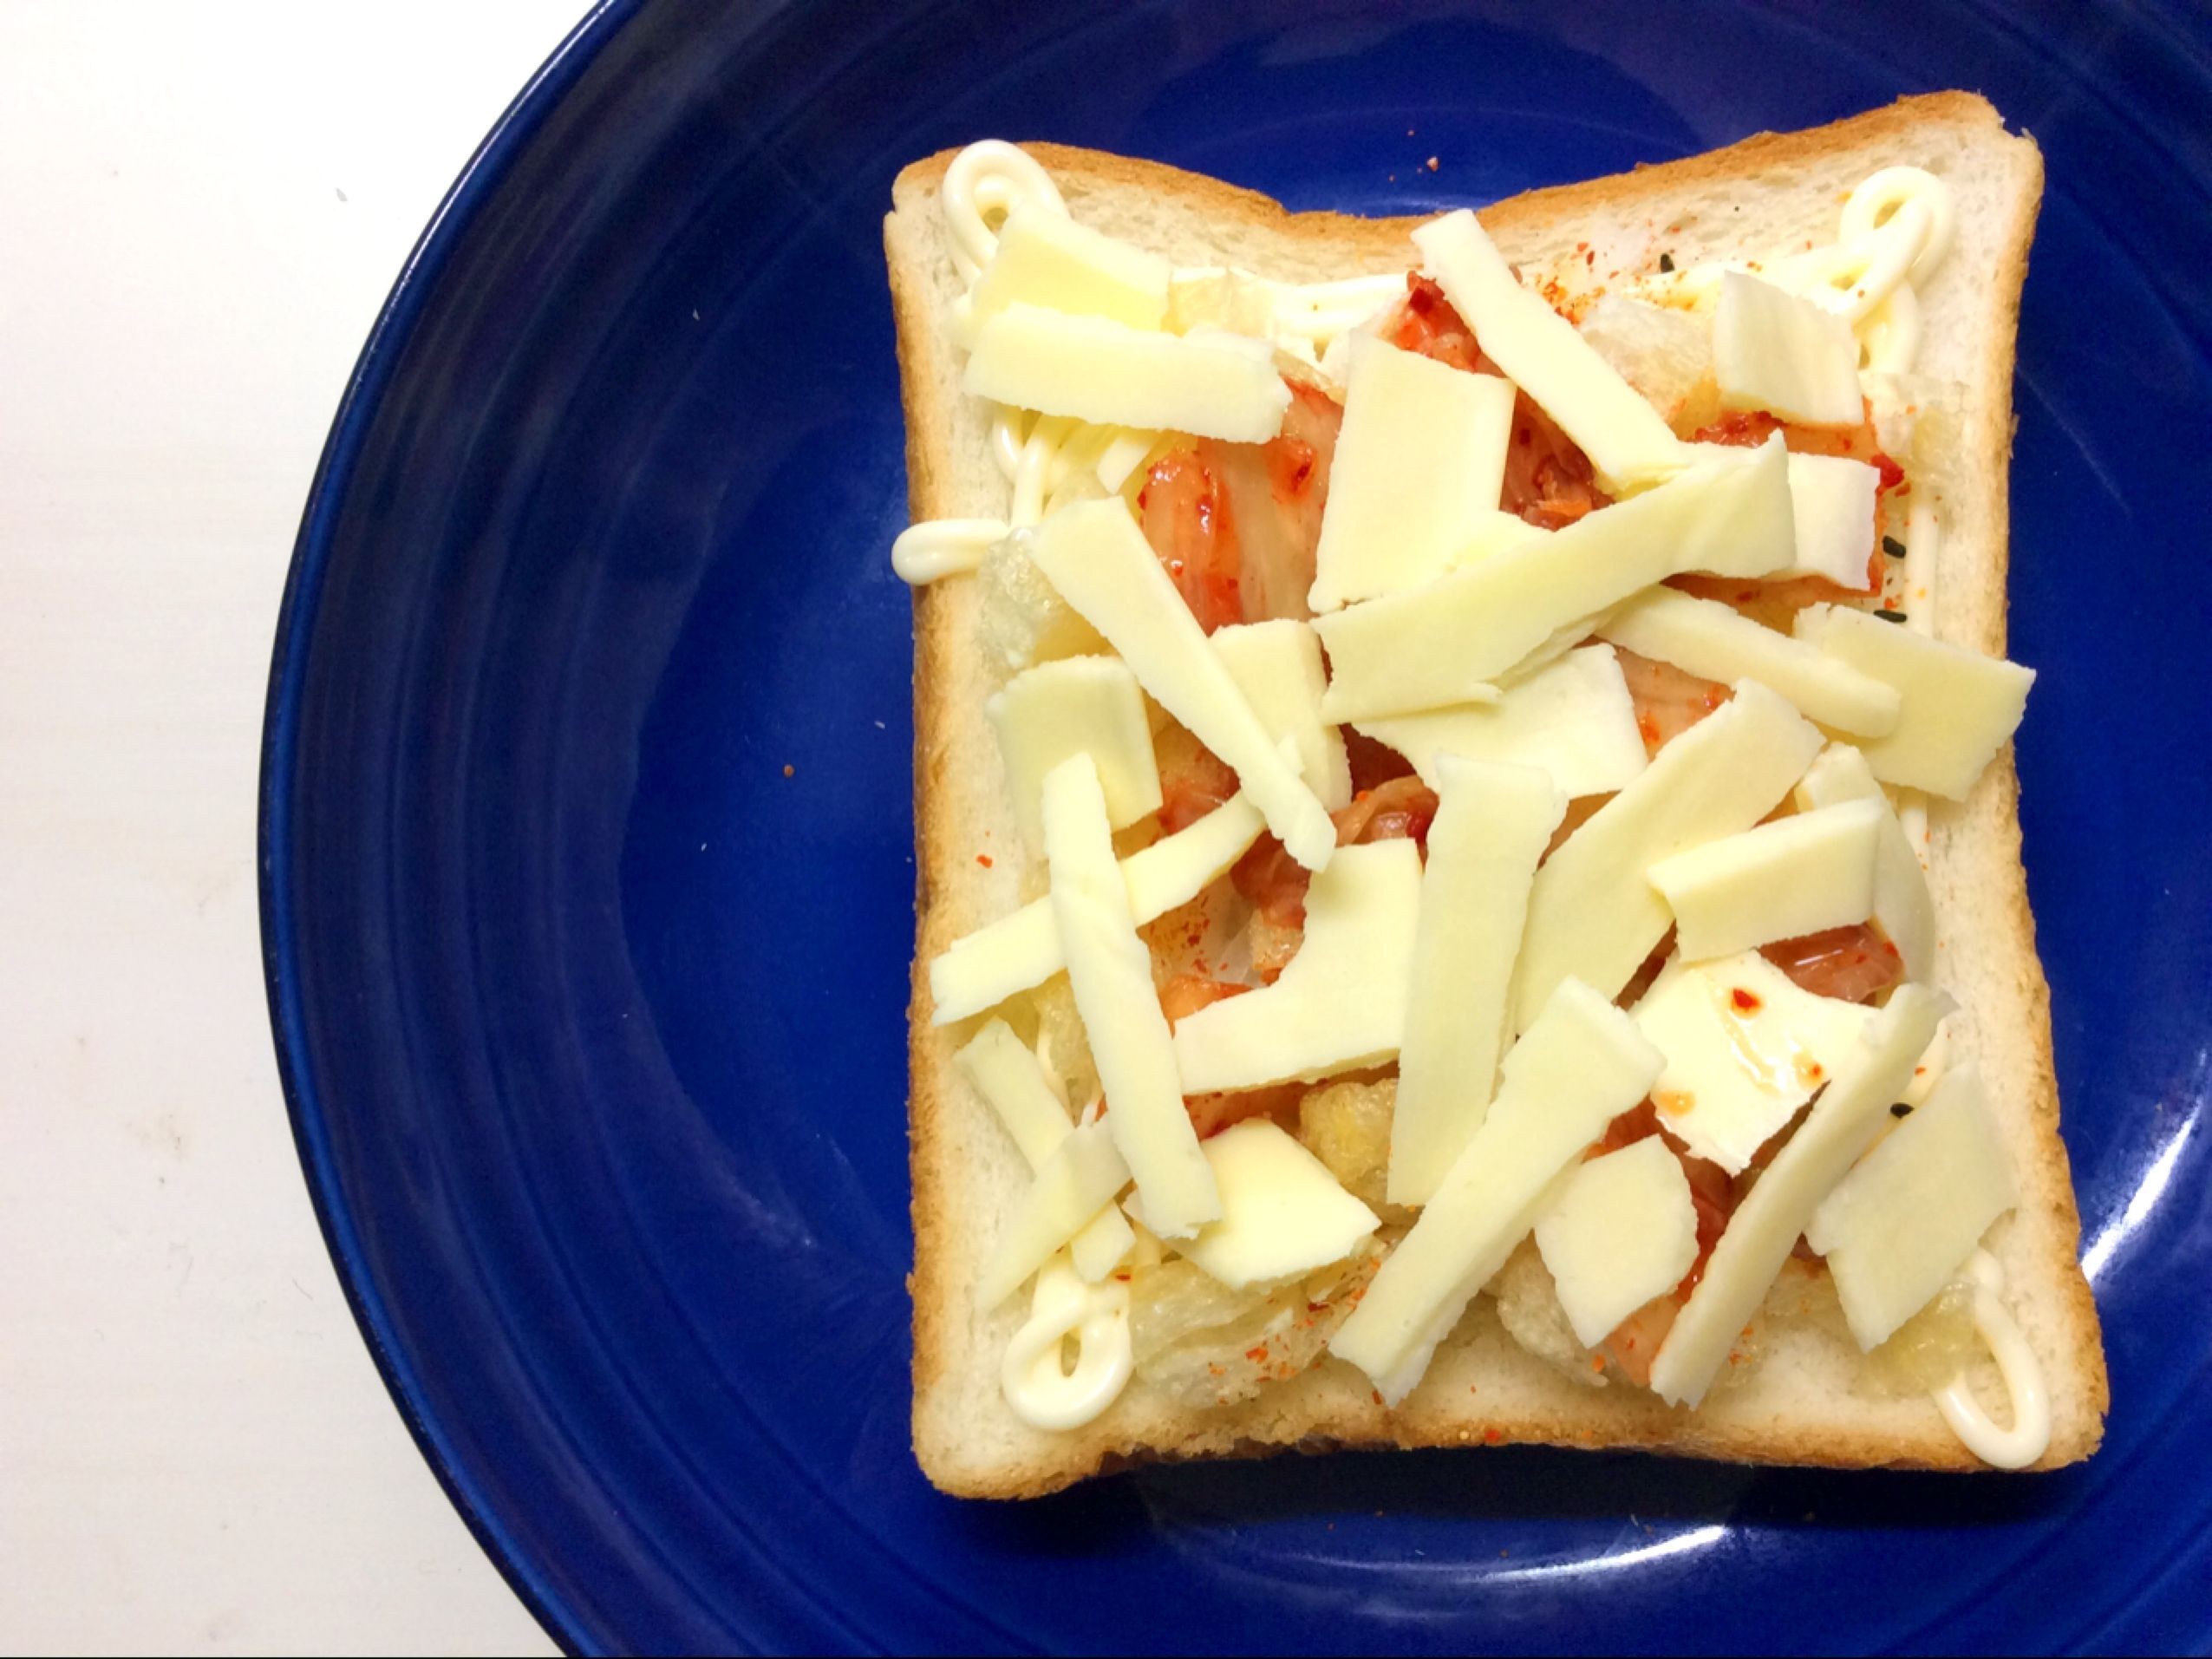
xmin=889 ymin=93 xmax=2106 ymax=1499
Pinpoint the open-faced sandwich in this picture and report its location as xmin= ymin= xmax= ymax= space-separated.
xmin=885 ymin=94 xmax=2106 ymax=1498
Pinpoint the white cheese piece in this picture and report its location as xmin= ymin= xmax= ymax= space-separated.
xmin=1210 ymin=620 xmax=1352 ymax=811
xmin=1534 ymin=1138 xmax=1700 ymax=1349
xmin=1807 ymin=1060 xmax=2019 ymax=1349
xmin=1413 ymin=210 xmax=1687 ymax=491
xmin=1308 ymin=335 xmax=1517 ymax=609
xmin=1647 ymin=799 xmax=1884 ymax=961
xmin=928 ymin=793 xmax=1267 ymax=1024
xmin=1794 ymin=604 xmax=2035 ymax=800
xmin=1630 ymin=952 xmax=1876 ymax=1173
xmin=1133 ymin=1120 xmax=1380 ymax=1290
xmin=955 ymin=1021 xmax=1136 ymax=1281
xmin=965 ymin=304 xmax=1293 ymax=443
xmin=985 ymin=656 xmax=1162 ymax=852
xmin=1513 ymin=680 xmax=1824 ymax=1032
xmin=1041 ymin=754 xmax=1218 ymax=1238
xmin=965 ymin=205 xmax=1171 ymax=342
xmin=1354 ymin=643 xmax=1648 ymax=801
xmin=1330 ymin=978 xmax=1665 ymax=1403
xmin=1316 ymin=436 xmax=1795 ymax=722
xmin=1792 ymin=742 xmax=1936 ymax=982
xmin=1785 ymin=452 xmax=1882 ymax=590
xmin=1453 ymin=509 xmax=1551 ymax=567
xmin=974 ymin=1120 xmax=1133 ymax=1309
xmin=956 ymin=1017 xmax=1075 ymax=1168
xmin=1599 ymin=585 xmax=1899 ymax=736
xmin=1030 ymin=500 xmax=1334 ymax=867
xmin=1648 ymin=983 xmax=1947 ymax=1407
xmin=1388 ymin=758 xmax=1566 ymax=1206
xmin=1171 ymin=840 xmax=1422 ymax=1092
xmin=1713 ymin=270 xmax=1863 ymax=427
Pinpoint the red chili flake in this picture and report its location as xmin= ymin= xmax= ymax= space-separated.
xmin=975 ymin=853 xmax=993 ymax=868
xmin=1245 ymin=1344 xmax=1271 ymax=1363
xmin=1484 ymin=1428 xmax=1504 ymax=1445
xmin=781 ymin=763 xmax=795 ymax=778
xmin=1731 ymin=987 xmax=1763 ymax=1013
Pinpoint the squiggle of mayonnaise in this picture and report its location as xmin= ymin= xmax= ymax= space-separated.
xmin=1647 ymin=166 xmax=1954 ymax=374
xmin=1930 ymin=1248 xmax=2051 ymax=1469
xmin=1001 ymin=1251 xmax=1134 ymax=1431
xmin=942 ymin=140 xmax=1067 ymax=284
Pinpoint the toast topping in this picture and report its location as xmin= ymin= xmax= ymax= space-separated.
xmin=904 ymin=140 xmax=2052 ymax=1462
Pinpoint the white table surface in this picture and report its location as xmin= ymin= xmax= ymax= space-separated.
xmin=1 ymin=4 xmax=591 ymax=1651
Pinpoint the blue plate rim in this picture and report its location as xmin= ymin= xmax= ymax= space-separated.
xmin=257 ymin=4 xmax=636 ymax=1651
xmin=252 ymin=5 xmax=2212 ymax=1651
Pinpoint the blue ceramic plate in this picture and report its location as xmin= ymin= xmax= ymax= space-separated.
xmin=261 ymin=0 xmax=2212 ymax=1650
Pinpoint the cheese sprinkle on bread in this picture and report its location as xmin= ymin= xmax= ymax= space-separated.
xmin=886 ymin=95 xmax=2106 ymax=1499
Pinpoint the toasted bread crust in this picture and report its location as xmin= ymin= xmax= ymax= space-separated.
xmin=890 ymin=94 xmax=2105 ymax=1498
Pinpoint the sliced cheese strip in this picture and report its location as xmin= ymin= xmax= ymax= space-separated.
xmin=1042 ymin=754 xmax=1218 ymax=1238
xmin=1211 ymin=619 xmax=1352 ymax=811
xmin=1308 ymin=335 xmax=1517 ymax=609
xmin=1648 ymin=983 xmax=1947 ymax=1407
xmin=1316 ymin=436 xmax=1795 ymax=722
xmin=1785 ymin=452 xmax=1882 ymax=591
xmin=965 ymin=204 xmax=1171 ymax=342
xmin=1647 ymin=799 xmax=1883 ymax=961
xmin=1171 ymin=839 xmax=1422 ymax=1093
xmin=955 ymin=1021 xmax=1135 ymax=1281
xmin=956 ymin=1018 xmax=1075 ymax=1167
xmin=1662 ymin=447 xmax=1880 ymax=593
xmin=1413 ymin=210 xmax=1687 ymax=491
xmin=1631 ymin=952 xmax=1876 ymax=1174
xmin=1354 ymin=643 xmax=1648 ymax=800
xmin=1793 ymin=604 xmax=2034 ymax=800
xmin=929 ymin=793 xmax=1266 ymax=1024
xmin=1599 ymin=585 xmax=1899 ymax=736
xmin=1713 ymin=270 xmax=1862 ymax=427
xmin=975 ymin=1119 xmax=1133 ymax=1309
xmin=1095 ymin=428 xmax=1162 ymax=493
xmin=1031 ymin=500 xmax=1334 ymax=867
xmin=1388 ymin=758 xmax=1566 ymax=1207
xmin=1513 ymin=680 xmax=1824 ymax=1032
xmin=986 ymin=656 xmax=1162 ymax=852
xmin=1792 ymin=742 xmax=1935 ymax=981
xmin=1330 ymin=978 xmax=1664 ymax=1403
xmin=965 ymin=304 xmax=1291 ymax=443
xmin=1533 ymin=1138 xmax=1700 ymax=1349
xmin=1132 ymin=1120 xmax=1379 ymax=1290
xmin=1455 ymin=509 xmax=1552 ymax=566
xmin=1807 ymin=1060 xmax=2018 ymax=1349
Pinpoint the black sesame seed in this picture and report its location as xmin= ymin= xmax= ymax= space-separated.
xmin=1882 ymin=535 xmax=1908 ymax=559
xmin=1889 ymin=1102 xmax=1914 ymax=1118
xmin=1658 ymin=252 xmax=1675 ymax=273
xmin=1875 ymin=608 xmax=1909 ymax=624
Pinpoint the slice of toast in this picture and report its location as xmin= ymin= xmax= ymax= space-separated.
xmin=889 ymin=93 xmax=2107 ymax=1499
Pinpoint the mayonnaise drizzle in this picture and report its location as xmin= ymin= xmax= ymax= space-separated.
xmin=1001 ymin=1250 xmax=1134 ymax=1430
xmin=891 ymin=518 xmax=1008 ymax=585
xmin=1647 ymin=165 xmax=1954 ymax=375
xmin=1930 ymin=1248 xmax=2052 ymax=1468
xmin=942 ymin=140 xmax=1067 ymax=284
